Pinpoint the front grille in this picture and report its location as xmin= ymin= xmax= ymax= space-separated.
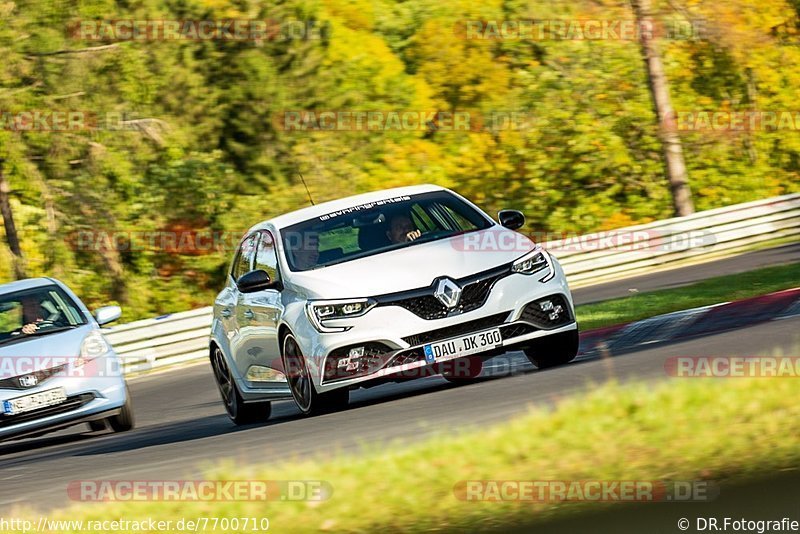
xmin=0 ymin=393 xmax=95 ymax=428
xmin=376 ymin=265 xmax=510 ymax=320
xmin=323 ymin=342 xmax=395 ymax=383
xmin=392 ymin=273 xmax=505 ymax=320
xmin=519 ymin=295 xmax=573 ymax=329
xmin=392 ymin=295 xmax=448 ymax=321
xmin=0 ymin=363 xmax=69 ymax=390
xmin=402 ymin=311 xmax=511 ymax=347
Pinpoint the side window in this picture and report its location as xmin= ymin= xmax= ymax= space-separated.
xmin=231 ymin=234 xmax=258 ymax=281
xmin=254 ymin=231 xmax=280 ymax=282
xmin=440 ymin=203 xmax=474 ymax=230
xmin=411 ymin=204 xmax=437 ymax=232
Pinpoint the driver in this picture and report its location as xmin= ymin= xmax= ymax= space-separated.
xmin=386 ymin=213 xmax=422 ymax=244
xmin=20 ymin=296 xmax=45 ymax=335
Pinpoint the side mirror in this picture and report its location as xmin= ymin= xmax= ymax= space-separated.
xmin=498 ymin=209 xmax=525 ymax=231
xmin=237 ymin=269 xmax=282 ymax=293
xmin=94 ymin=305 xmax=122 ymax=326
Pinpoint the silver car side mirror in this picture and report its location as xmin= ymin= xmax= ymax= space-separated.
xmin=94 ymin=305 xmax=122 ymax=326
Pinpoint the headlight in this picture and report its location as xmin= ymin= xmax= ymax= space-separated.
xmin=306 ymin=298 xmax=377 ymax=332
xmin=75 ymin=330 xmax=111 ymax=368
xmin=512 ymin=247 xmax=555 ymax=282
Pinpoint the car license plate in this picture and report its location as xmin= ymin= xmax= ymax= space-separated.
xmin=423 ymin=328 xmax=502 ymax=364
xmin=2 ymin=387 xmax=68 ymax=416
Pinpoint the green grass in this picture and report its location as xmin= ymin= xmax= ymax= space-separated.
xmin=11 ymin=370 xmax=800 ymax=533
xmin=575 ymin=262 xmax=800 ymax=331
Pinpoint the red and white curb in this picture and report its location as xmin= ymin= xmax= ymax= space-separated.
xmin=577 ymin=287 xmax=800 ymax=357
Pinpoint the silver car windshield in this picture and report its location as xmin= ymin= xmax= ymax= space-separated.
xmin=281 ymin=191 xmax=493 ymax=271
xmin=0 ymin=285 xmax=87 ymax=346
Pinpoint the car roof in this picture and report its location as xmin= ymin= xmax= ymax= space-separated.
xmin=0 ymin=277 xmax=60 ymax=294
xmin=251 ymin=184 xmax=447 ymax=232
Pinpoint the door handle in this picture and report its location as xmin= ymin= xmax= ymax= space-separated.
xmin=220 ymin=308 xmax=232 ymax=318
xmin=244 ymin=309 xmax=255 ymax=320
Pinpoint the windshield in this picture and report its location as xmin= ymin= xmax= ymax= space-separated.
xmin=281 ymin=191 xmax=493 ymax=271
xmin=0 ymin=284 xmax=87 ymax=346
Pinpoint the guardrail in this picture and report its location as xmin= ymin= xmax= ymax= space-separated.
xmin=107 ymin=193 xmax=800 ymax=374
xmin=544 ymin=192 xmax=800 ymax=286
xmin=105 ymin=307 xmax=213 ymax=374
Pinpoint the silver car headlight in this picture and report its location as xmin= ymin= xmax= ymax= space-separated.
xmin=512 ymin=247 xmax=555 ymax=282
xmin=306 ymin=298 xmax=377 ymax=333
xmin=75 ymin=330 xmax=111 ymax=368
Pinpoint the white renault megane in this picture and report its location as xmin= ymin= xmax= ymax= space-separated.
xmin=210 ymin=185 xmax=578 ymax=422
xmin=0 ymin=278 xmax=133 ymax=442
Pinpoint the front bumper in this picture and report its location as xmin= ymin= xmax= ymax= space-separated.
xmin=0 ymin=356 xmax=128 ymax=441
xmin=297 ymin=261 xmax=577 ymax=393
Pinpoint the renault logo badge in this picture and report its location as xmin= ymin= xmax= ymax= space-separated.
xmin=434 ymin=278 xmax=462 ymax=309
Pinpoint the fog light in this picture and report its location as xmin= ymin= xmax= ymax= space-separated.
xmin=337 ymin=346 xmax=365 ymax=371
xmin=540 ymin=300 xmax=554 ymax=311
xmin=548 ymin=305 xmax=564 ymax=321
xmin=245 ymin=365 xmax=287 ymax=382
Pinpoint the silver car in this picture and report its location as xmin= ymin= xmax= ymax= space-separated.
xmin=0 ymin=278 xmax=133 ymax=441
xmin=210 ymin=185 xmax=578 ymax=422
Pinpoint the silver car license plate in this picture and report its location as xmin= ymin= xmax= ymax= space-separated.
xmin=2 ymin=387 xmax=68 ymax=416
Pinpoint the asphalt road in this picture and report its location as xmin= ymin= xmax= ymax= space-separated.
xmin=570 ymin=242 xmax=800 ymax=304
xmin=1 ymin=315 xmax=798 ymax=510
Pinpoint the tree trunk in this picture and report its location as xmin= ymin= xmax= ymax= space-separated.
xmin=631 ymin=0 xmax=695 ymax=217
xmin=0 ymin=159 xmax=26 ymax=279
xmin=74 ymin=200 xmax=128 ymax=304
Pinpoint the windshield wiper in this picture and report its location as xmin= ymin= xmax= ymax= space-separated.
xmin=17 ymin=325 xmax=80 ymax=338
xmin=0 ymin=326 xmax=77 ymax=347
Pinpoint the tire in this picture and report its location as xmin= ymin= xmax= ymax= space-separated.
xmin=108 ymin=387 xmax=135 ymax=432
xmin=211 ymin=346 xmax=272 ymax=425
xmin=523 ymin=329 xmax=579 ymax=369
xmin=441 ymin=356 xmax=483 ymax=383
xmin=281 ymin=333 xmax=349 ymax=416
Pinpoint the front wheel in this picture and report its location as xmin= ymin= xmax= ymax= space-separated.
xmin=211 ymin=346 xmax=272 ymax=425
xmin=108 ymin=386 xmax=135 ymax=432
xmin=524 ymin=329 xmax=579 ymax=369
xmin=282 ymin=333 xmax=348 ymax=416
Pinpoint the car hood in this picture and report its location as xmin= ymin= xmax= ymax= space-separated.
xmin=288 ymin=227 xmax=535 ymax=298
xmin=0 ymin=324 xmax=94 ymax=373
